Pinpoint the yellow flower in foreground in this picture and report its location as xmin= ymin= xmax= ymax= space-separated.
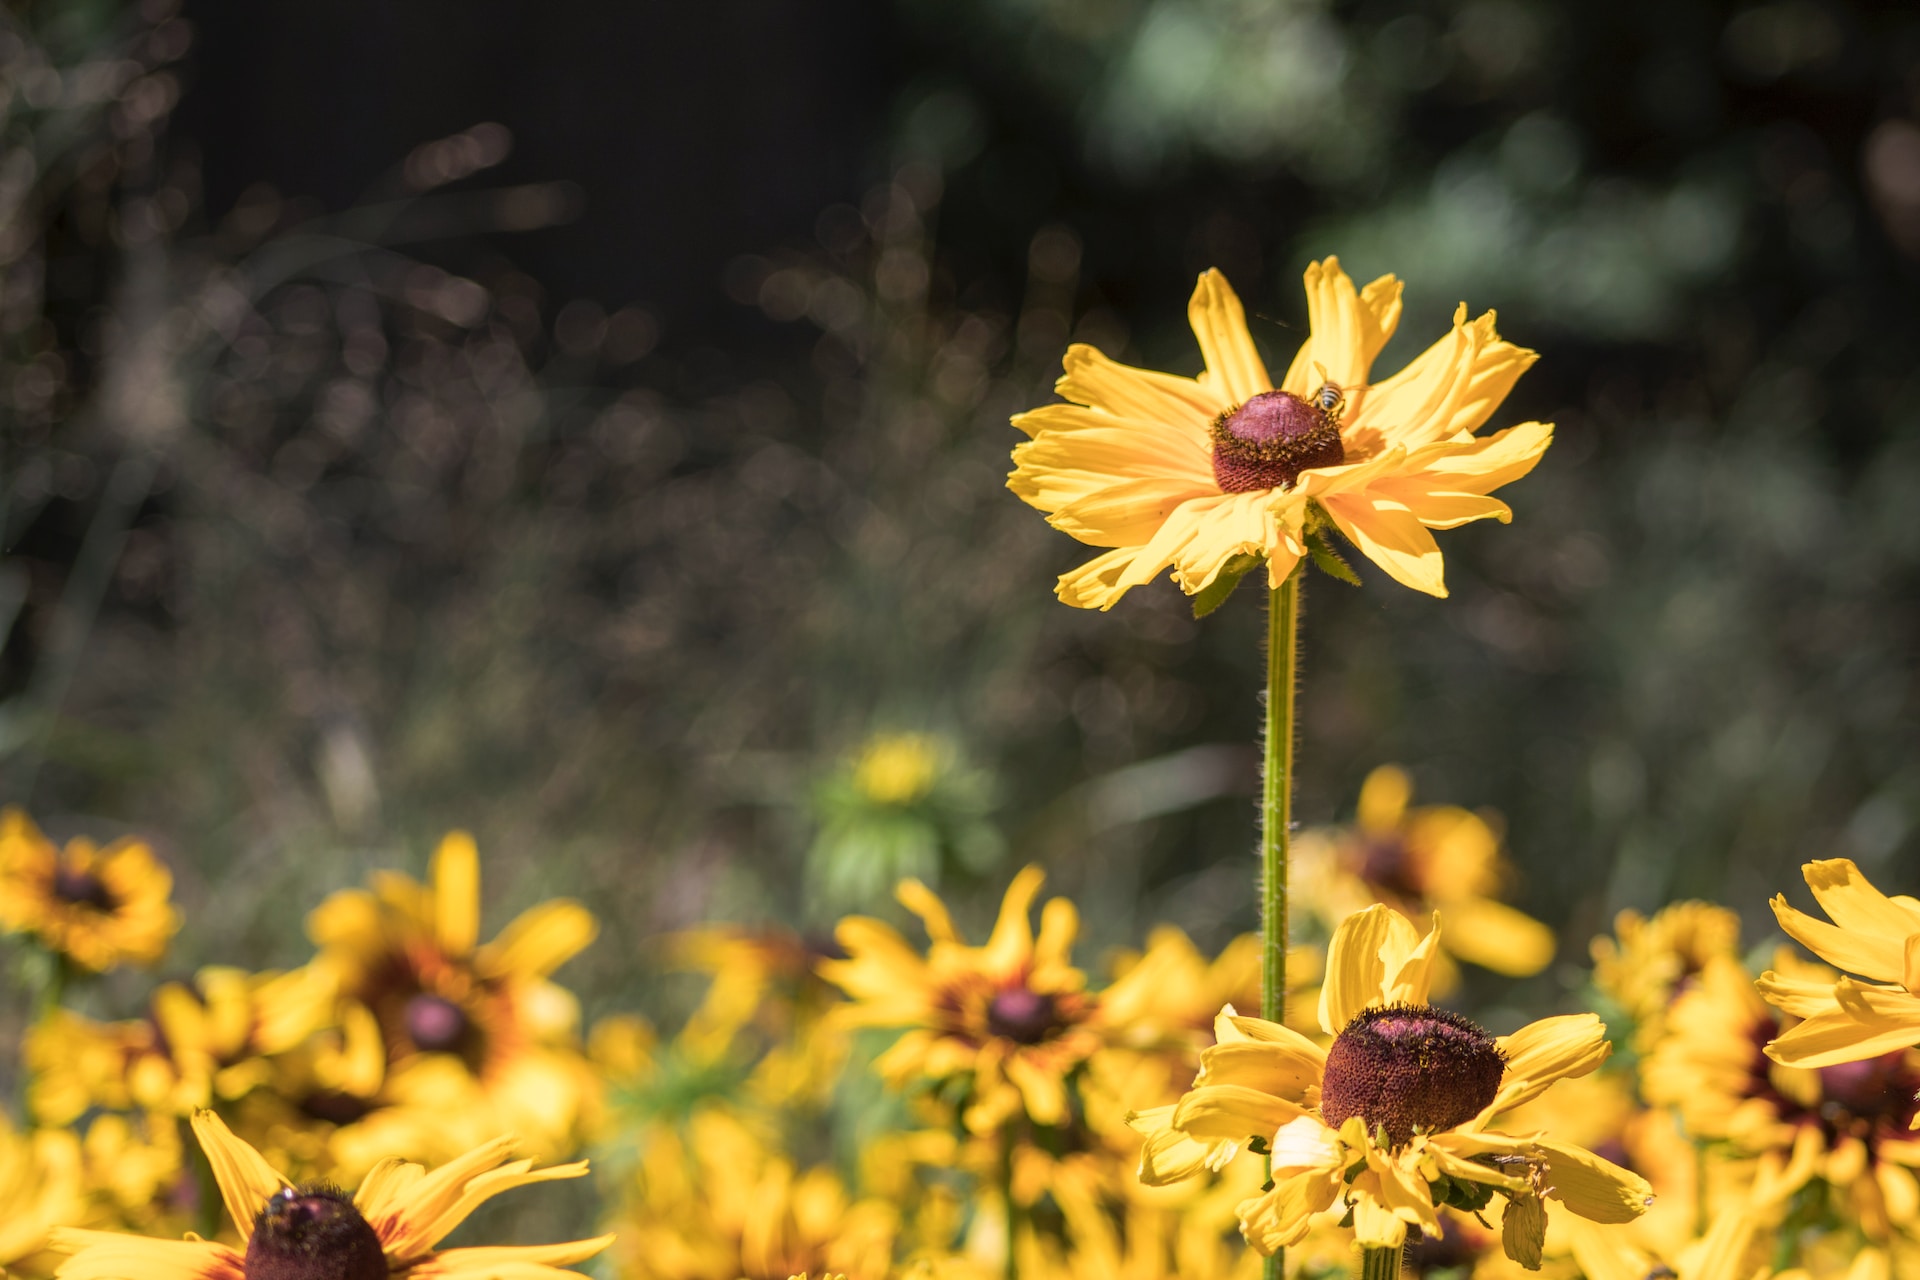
xmin=1297 ymin=765 xmax=1555 ymax=983
xmin=305 ymin=831 xmax=599 ymax=1160
xmin=50 ymin=1110 xmax=609 ymax=1280
xmin=1008 ymin=258 xmax=1551 ymax=607
xmin=822 ymin=866 xmax=1097 ymax=1133
xmin=1134 ymin=906 xmax=1649 ymax=1261
xmin=1759 ymin=859 xmax=1920 ymax=1069
xmin=0 ymin=809 xmax=179 ymax=972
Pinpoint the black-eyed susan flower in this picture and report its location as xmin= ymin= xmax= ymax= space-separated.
xmin=1646 ymin=950 xmax=1920 ymax=1243
xmin=1590 ymin=900 xmax=1742 ymax=1051
xmin=822 ymin=866 xmax=1099 ymax=1134
xmin=1759 ymin=859 xmax=1920 ymax=1069
xmin=0 ymin=809 xmax=179 ymax=973
xmin=1296 ymin=765 xmax=1555 ymax=985
xmin=1008 ymin=259 xmax=1551 ymax=607
xmin=304 ymin=831 xmax=598 ymax=1162
xmin=1133 ymin=905 xmax=1649 ymax=1261
xmin=49 ymin=1110 xmax=609 ymax=1280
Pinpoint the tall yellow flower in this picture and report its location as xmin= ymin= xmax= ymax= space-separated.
xmin=49 ymin=1110 xmax=609 ymax=1280
xmin=0 ymin=810 xmax=179 ymax=972
xmin=822 ymin=866 xmax=1097 ymax=1134
xmin=1132 ymin=905 xmax=1649 ymax=1261
xmin=1758 ymin=859 xmax=1920 ymax=1068
xmin=1008 ymin=259 xmax=1550 ymax=607
xmin=304 ymin=831 xmax=599 ymax=1161
xmin=1296 ymin=765 xmax=1556 ymax=984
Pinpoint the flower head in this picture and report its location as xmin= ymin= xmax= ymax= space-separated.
xmin=1134 ymin=906 xmax=1649 ymax=1261
xmin=1297 ymin=765 xmax=1556 ymax=985
xmin=1758 ymin=859 xmax=1920 ymax=1069
xmin=1009 ymin=259 xmax=1551 ymax=607
xmin=0 ymin=809 xmax=179 ymax=972
xmin=49 ymin=1110 xmax=610 ymax=1280
xmin=821 ymin=866 xmax=1097 ymax=1133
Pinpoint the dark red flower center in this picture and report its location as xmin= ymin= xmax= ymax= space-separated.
xmin=51 ymin=865 xmax=117 ymax=912
xmin=403 ymin=993 xmax=470 ymax=1053
xmin=1210 ymin=385 xmax=1346 ymax=493
xmin=986 ymin=984 xmax=1061 ymax=1046
xmin=1320 ymin=1004 xmax=1506 ymax=1147
xmin=246 ymin=1186 xmax=387 ymax=1280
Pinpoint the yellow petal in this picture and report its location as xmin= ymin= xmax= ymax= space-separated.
xmin=1171 ymin=1084 xmax=1309 ymax=1142
xmin=49 ymin=1232 xmax=241 ymax=1280
xmin=1033 ymin=896 xmax=1079 ymax=974
xmin=1235 ymin=1167 xmax=1341 ymax=1254
xmin=409 ymin=1238 xmax=616 ymax=1278
xmin=1319 ymin=904 xmax=1428 ymax=1034
xmin=1501 ymin=1191 xmax=1546 ymax=1269
xmin=1052 ymin=342 xmax=1227 ymax=424
xmin=1763 ymin=985 xmax=1920 ymax=1067
xmin=1195 ymin=1041 xmax=1324 ymax=1103
xmin=476 ymin=900 xmax=597 ymax=979
xmin=1009 ymin=420 xmax=1215 ymax=514
xmin=1536 ymin=1139 xmax=1652 ymax=1224
xmin=981 ymin=866 xmax=1045 ymax=975
xmin=1356 ymin=765 xmax=1411 ymax=834
xmin=1054 ymin=545 xmax=1143 ymax=611
xmin=189 ymin=1110 xmax=289 ymax=1240
xmin=1403 ymin=421 xmax=1554 ymax=495
xmin=1775 ymin=859 xmax=1920 ymax=982
xmin=894 ymin=879 xmax=959 ymax=945
xmin=431 ymin=831 xmax=482 ymax=957
xmin=1350 ymin=1190 xmax=1409 ymax=1249
xmin=1281 ymin=259 xmax=1400 ymax=398
xmin=1441 ymin=897 xmax=1557 ymax=977
xmin=1188 ymin=269 xmax=1271 ymax=407
xmin=1492 ymin=1013 xmax=1612 ymax=1113
xmin=1320 ymin=491 xmax=1447 ymax=597
xmin=1048 ymin=475 xmax=1220 ymax=547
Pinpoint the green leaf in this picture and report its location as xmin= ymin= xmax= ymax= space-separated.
xmin=1191 ymin=553 xmax=1263 ymax=618
xmin=1305 ymin=532 xmax=1362 ymax=586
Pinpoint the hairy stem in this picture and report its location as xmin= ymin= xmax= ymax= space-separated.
xmin=1261 ymin=568 xmax=1301 ymax=1280
xmin=1360 ymin=1245 xmax=1405 ymax=1280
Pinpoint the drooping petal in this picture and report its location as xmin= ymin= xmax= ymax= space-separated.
xmin=1171 ymin=1084 xmax=1309 ymax=1142
xmin=1054 ymin=546 xmax=1142 ymax=611
xmin=189 ymin=1111 xmax=288 ymax=1240
xmin=1771 ymin=896 xmax=1908 ymax=984
xmin=1320 ymin=491 xmax=1447 ymax=597
xmin=1236 ymin=1167 xmax=1342 ymax=1254
xmin=1491 ymin=1014 xmax=1612 ymax=1113
xmin=1188 ymin=270 xmax=1271 ymax=407
xmin=1536 ymin=1139 xmax=1653 ymax=1224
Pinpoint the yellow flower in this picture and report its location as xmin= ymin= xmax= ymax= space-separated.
xmin=49 ymin=1110 xmax=609 ymax=1280
xmin=304 ymin=831 xmax=598 ymax=1162
xmin=822 ymin=866 xmax=1099 ymax=1133
xmin=854 ymin=735 xmax=944 ymax=806
xmin=1759 ymin=859 xmax=1920 ymax=1069
xmin=1589 ymin=900 xmax=1742 ymax=1050
xmin=0 ymin=1119 xmax=89 ymax=1276
xmin=1647 ymin=949 xmax=1920 ymax=1242
xmin=1296 ymin=765 xmax=1555 ymax=983
xmin=1008 ymin=259 xmax=1551 ymax=607
xmin=1134 ymin=905 xmax=1649 ymax=1261
xmin=0 ymin=809 xmax=179 ymax=972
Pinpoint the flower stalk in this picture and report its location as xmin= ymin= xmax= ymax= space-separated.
xmin=1261 ymin=567 xmax=1301 ymax=1280
xmin=1360 ymin=1245 xmax=1404 ymax=1279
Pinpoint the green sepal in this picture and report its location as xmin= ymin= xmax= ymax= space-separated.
xmin=1305 ymin=531 xmax=1362 ymax=586
xmin=1191 ymin=552 xmax=1263 ymax=618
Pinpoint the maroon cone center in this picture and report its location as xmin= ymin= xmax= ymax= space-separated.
xmin=246 ymin=1187 xmax=388 ymax=1280
xmin=404 ymin=993 xmax=469 ymax=1053
xmin=986 ymin=984 xmax=1060 ymax=1046
xmin=51 ymin=865 xmax=117 ymax=912
xmin=1319 ymin=1004 xmax=1506 ymax=1147
xmin=1210 ymin=388 xmax=1346 ymax=493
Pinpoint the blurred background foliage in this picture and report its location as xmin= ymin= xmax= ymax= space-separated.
xmin=1 ymin=0 xmax=1917 ymax=1045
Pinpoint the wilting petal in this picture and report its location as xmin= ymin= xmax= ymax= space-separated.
xmin=1319 ymin=491 xmax=1447 ymax=597
xmin=1172 ymin=1084 xmax=1309 ymax=1141
xmin=1319 ymin=905 xmax=1428 ymax=1034
xmin=1236 ymin=1167 xmax=1342 ymax=1254
xmin=1491 ymin=1014 xmax=1612 ymax=1112
xmin=1536 ymin=1139 xmax=1652 ymax=1224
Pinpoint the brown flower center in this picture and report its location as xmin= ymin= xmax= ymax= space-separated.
xmin=246 ymin=1186 xmax=387 ymax=1280
xmin=51 ymin=865 xmax=117 ymax=912
xmin=1210 ymin=385 xmax=1346 ymax=493
xmin=986 ymin=984 xmax=1061 ymax=1046
xmin=1815 ymin=1053 xmax=1920 ymax=1134
xmin=403 ymin=993 xmax=470 ymax=1053
xmin=1320 ymin=1004 xmax=1506 ymax=1147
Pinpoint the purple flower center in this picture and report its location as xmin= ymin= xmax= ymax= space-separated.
xmin=51 ymin=865 xmax=117 ymax=912
xmin=986 ymin=984 xmax=1060 ymax=1045
xmin=246 ymin=1186 xmax=387 ymax=1280
xmin=1320 ymin=1004 xmax=1506 ymax=1147
xmin=403 ymin=994 xmax=469 ymax=1053
xmin=1210 ymin=386 xmax=1346 ymax=493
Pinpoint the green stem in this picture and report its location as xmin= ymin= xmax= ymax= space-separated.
xmin=1261 ymin=568 xmax=1301 ymax=1280
xmin=1001 ymin=1139 xmax=1019 ymax=1280
xmin=17 ymin=948 xmax=69 ymax=1121
xmin=1359 ymin=1245 xmax=1404 ymax=1280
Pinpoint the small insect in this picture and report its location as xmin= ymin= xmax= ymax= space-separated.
xmin=1313 ymin=381 xmax=1346 ymax=419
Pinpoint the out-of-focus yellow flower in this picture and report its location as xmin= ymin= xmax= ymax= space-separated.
xmin=49 ymin=1110 xmax=609 ymax=1279
xmin=1296 ymin=765 xmax=1555 ymax=985
xmin=1133 ymin=905 xmax=1649 ymax=1261
xmin=1646 ymin=950 xmax=1920 ymax=1242
xmin=304 ymin=831 xmax=598 ymax=1163
xmin=855 ymin=735 xmax=943 ymax=806
xmin=609 ymin=1108 xmax=898 ymax=1280
xmin=823 ymin=866 xmax=1101 ymax=1134
xmin=1008 ymin=259 xmax=1551 ymax=607
xmin=74 ymin=1112 xmax=184 ymax=1236
xmin=1590 ymin=900 xmax=1742 ymax=1049
xmin=0 ymin=810 xmax=179 ymax=972
xmin=26 ymin=967 xmax=334 ymax=1125
xmin=0 ymin=1119 xmax=90 ymax=1277
xmin=1759 ymin=859 xmax=1920 ymax=1069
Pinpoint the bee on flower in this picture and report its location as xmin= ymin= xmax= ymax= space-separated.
xmin=48 ymin=1110 xmax=609 ymax=1280
xmin=0 ymin=810 xmax=179 ymax=973
xmin=1295 ymin=765 xmax=1555 ymax=987
xmin=1130 ymin=905 xmax=1650 ymax=1264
